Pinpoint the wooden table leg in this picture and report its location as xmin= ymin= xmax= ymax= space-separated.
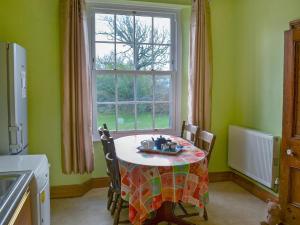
xmin=143 ymin=202 xmax=195 ymax=225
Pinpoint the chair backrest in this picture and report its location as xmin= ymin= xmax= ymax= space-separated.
xmin=180 ymin=121 xmax=199 ymax=144
xmin=98 ymin=123 xmax=111 ymax=155
xmin=102 ymin=123 xmax=111 ymax=136
xmin=98 ymin=129 xmax=108 ymax=154
xmin=198 ymin=130 xmax=216 ymax=164
xmin=98 ymin=125 xmax=113 ymax=180
xmin=105 ymin=137 xmax=121 ymax=192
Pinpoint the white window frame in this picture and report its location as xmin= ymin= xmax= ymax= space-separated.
xmin=87 ymin=3 xmax=182 ymax=140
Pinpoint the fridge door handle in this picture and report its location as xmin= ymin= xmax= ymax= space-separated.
xmin=19 ymin=123 xmax=23 ymax=147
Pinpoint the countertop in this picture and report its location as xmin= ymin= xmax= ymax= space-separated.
xmin=0 ymin=170 xmax=33 ymax=225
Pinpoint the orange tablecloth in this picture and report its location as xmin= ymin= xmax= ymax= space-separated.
xmin=115 ymin=135 xmax=209 ymax=225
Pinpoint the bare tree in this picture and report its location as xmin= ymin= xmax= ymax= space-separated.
xmin=96 ymin=15 xmax=170 ymax=70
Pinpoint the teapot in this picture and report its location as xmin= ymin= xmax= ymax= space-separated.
xmin=153 ymin=136 xmax=171 ymax=150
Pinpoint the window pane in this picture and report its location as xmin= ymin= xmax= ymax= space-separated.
xmin=96 ymin=75 xmax=115 ymax=102
xmin=136 ymin=44 xmax=153 ymax=71
xmin=155 ymin=75 xmax=171 ymax=101
xmin=135 ymin=16 xmax=152 ymax=44
xmin=137 ymin=104 xmax=153 ymax=130
xmin=136 ymin=75 xmax=153 ymax=101
xmin=155 ymin=103 xmax=170 ymax=129
xmin=153 ymin=17 xmax=171 ymax=44
xmin=93 ymin=12 xmax=175 ymax=133
xmin=95 ymin=14 xmax=114 ymax=42
xmin=116 ymin=15 xmax=134 ymax=43
xmin=118 ymin=75 xmax=134 ymax=101
xmin=153 ymin=45 xmax=170 ymax=71
xmin=116 ymin=44 xmax=134 ymax=70
xmin=97 ymin=104 xmax=116 ymax=130
xmin=118 ymin=104 xmax=135 ymax=130
xmin=95 ymin=43 xmax=115 ymax=70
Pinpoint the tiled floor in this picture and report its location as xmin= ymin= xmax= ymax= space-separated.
xmin=51 ymin=182 xmax=266 ymax=225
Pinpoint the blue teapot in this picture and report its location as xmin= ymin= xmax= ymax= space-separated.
xmin=153 ymin=136 xmax=171 ymax=150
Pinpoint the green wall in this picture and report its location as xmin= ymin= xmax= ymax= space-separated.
xmin=0 ymin=0 xmax=235 ymax=186
xmin=210 ymin=0 xmax=235 ymax=171
xmin=1 ymin=0 xmax=297 ymax=188
xmin=233 ymin=0 xmax=300 ymax=136
xmin=0 ymin=0 xmax=91 ymax=185
xmin=0 ymin=0 xmax=237 ymax=186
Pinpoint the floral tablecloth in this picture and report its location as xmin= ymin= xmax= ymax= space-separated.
xmin=118 ymin=136 xmax=209 ymax=225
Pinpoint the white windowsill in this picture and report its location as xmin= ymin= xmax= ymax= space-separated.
xmin=93 ymin=128 xmax=180 ymax=142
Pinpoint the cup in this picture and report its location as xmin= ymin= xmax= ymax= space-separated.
xmin=168 ymin=142 xmax=177 ymax=150
xmin=161 ymin=144 xmax=168 ymax=151
xmin=141 ymin=140 xmax=155 ymax=149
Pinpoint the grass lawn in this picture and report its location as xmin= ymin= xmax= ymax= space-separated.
xmin=97 ymin=113 xmax=170 ymax=131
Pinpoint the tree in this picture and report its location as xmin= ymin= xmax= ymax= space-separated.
xmin=95 ymin=15 xmax=170 ymax=70
xmin=95 ymin=14 xmax=171 ymax=129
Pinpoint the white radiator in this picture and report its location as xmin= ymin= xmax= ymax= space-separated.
xmin=228 ymin=125 xmax=280 ymax=189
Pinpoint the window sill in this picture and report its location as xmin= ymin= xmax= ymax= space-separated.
xmin=93 ymin=129 xmax=180 ymax=143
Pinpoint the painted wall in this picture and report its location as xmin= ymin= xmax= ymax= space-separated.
xmin=0 ymin=0 xmax=235 ymax=186
xmin=210 ymin=0 xmax=235 ymax=171
xmin=233 ymin=0 xmax=300 ymax=137
xmin=0 ymin=0 xmax=91 ymax=185
xmin=92 ymin=0 xmax=300 ymax=187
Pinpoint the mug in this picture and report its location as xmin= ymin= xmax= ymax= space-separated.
xmin=141 ymin=140 xmax=155 ymax=149
xmin=168 ymin=142 xmax=177 ymax=150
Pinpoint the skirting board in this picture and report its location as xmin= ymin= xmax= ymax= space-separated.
xmin=50 ymin=171 xmax=277 ymax=202
xmin=231 ymin=172 xmax=278 ymax=202
xmin=50 ymin=177 xmax=110 ymax=199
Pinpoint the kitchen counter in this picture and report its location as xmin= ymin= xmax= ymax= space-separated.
xmin=0 ymin=171 xmax=33 ymax=225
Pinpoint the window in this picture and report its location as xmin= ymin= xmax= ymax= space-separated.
xmin=89 ymin=5 xmax=181 ymax=137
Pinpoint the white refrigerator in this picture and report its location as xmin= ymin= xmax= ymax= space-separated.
xmin=0 ymin=43 xmax=28 ymax=155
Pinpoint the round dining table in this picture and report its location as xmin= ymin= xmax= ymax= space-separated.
xmin=114 ymin=134 xmax=209 ymax=225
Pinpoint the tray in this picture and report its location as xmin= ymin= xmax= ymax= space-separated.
xmin=137 ymin=145 xmax=183 ymax=155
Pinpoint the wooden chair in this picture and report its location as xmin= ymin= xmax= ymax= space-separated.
xmin=198 ymin=130 xmax=216 ymax=220
xmin=98 ymin=124 xmax=114 ymax=211
xmin=105 ymin=137 xmax=129 ymax=225
xmin=180 ymin=121 xmax=199 ymax=144
xmin=176 ymin=121 xmax=200 ymax=218
xmin=198 ymin=130 xmax=216 ymax=165
xmin=176 ymin=130 xmax=216 ymax=221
